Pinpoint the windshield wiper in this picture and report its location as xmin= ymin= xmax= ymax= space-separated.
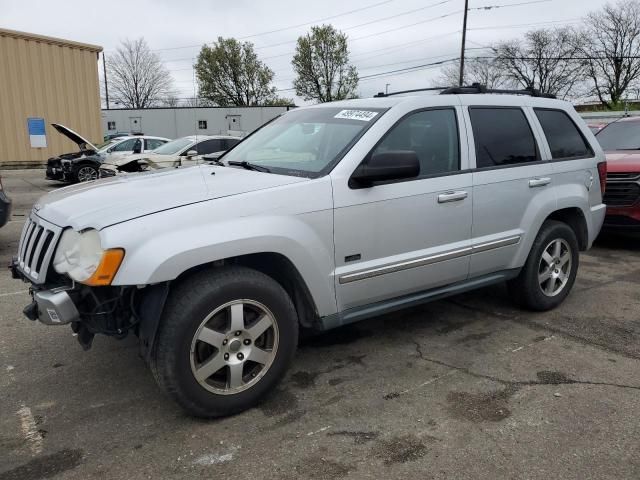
xmin=227 ymin=160 xmax=271 ymax=173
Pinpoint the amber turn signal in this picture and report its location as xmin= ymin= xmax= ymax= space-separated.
xmin=84 ymin=249 xmax=125 ymax=286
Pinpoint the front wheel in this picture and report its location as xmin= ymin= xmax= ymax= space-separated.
xmin=73 ymin=164 xmax=99 ymax=183
xmin=150 ymin=266 xmax=298 ymax=418
xmin=508 ymin=220 xmax=579 ymax=311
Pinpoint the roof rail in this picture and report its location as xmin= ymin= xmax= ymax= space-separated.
xmin=373 ymin=87 xmax=448 ymax=98
xmin=440 ymin=83 xmax=556 ymax=99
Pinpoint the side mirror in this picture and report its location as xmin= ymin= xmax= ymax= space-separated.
xmin=350 ymin=150 xmax=420 ymax=188
xmin=185 ymin=149 xmax=198 ymax=158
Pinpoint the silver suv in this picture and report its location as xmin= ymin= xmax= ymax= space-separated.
xmin=12 ymin=88 xmax=607 ymax=417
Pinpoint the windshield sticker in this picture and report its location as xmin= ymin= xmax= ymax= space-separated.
xmin=334 ymin=110 xmax=379 ymax=121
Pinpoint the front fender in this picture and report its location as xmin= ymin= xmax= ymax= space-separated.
xmin=102 ymin=181 xmax=337 ymax=316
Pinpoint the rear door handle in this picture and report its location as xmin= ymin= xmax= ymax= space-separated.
xmin=438 ymin=191 xmax=468 ymax=203
xmin=529 ymin=177 xmax=551 ymax=188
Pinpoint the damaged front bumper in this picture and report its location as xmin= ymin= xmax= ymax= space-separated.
xmin=10 ymin=257 xmax=169 ymax=356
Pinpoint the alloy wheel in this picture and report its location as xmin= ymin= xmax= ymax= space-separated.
xmin=538 ymin=238 xmax=572 ymax=297
xmin=189 ymin=299 xmax=279 ymax=395
xmin=77 ymin=166 xmax=98 ymax=182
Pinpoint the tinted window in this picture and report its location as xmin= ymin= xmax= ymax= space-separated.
xmin=146 ymin=139 xmax=166 ymax=150
xmin=469 ymin=107 xmax=538 ymax=168
xmin=196 ymin=139 xmax=224 ymax=155
xmin=111 ymin=138 xmax=137 ymax=152
xmin=372 ymin=108 xmax=459 ymax=177
xmin=595 ymin=121 xmax=640 ymax=151
xmin=535 ymin=109 xmax=593 ymax=159
xmin=224 ymin=138 xmax=241 ymax=149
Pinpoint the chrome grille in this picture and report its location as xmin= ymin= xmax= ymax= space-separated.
xmin=605 ymin=172 xmax=640 ymax=207
xmin=17 ymin=214 xmax=62 ymax=284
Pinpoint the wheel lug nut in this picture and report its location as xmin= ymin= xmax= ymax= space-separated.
xmin=224 ymin=353 xmax=229 ymax=360
xmin=237 ymin=353 xmax=244 ymax=360
xmin=235 ymin=331 xmax=242 ymax=336
xmin=243 ymin=339 xmax=251 ymax=345
xmin=222 ymin=339 xmax=228 ymax=345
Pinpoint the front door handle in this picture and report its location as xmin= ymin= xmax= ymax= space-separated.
xmin=529 ymin=177 xmax=551 ymax=188
xmin=438 ymin=191 xmax=468 ymax=203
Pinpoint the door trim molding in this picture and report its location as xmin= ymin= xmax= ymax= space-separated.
xmin=338 ymin=235 xmax=521 ymax=284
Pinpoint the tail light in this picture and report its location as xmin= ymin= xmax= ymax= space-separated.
xmin=597 ymin=162 xmax=607 ymax=196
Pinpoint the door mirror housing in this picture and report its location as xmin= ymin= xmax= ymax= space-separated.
xmin=185 ymin=150 xmax=198 ymax=158
xmin=350 ymin=150 xmax=420 ymax=188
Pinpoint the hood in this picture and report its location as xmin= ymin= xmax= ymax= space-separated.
xmin=52 ymin=123 xmax=99 ymax=152
xmin=105 ymin=152 xmax=175 ymax=167
xmin=34 ymin=165 xmax=307 ymax=230
xmin=604 ymin=150 xmax=640 ymax=172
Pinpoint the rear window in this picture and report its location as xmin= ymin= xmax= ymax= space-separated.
xmin=535 ymin=109 xmax=593 ymax=159
xmin=469 ymin=107 xmax=539 ymax=168
xmin=595 ymin=121 xmax=640 ymax=151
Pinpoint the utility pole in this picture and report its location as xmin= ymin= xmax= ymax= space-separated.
xmin=458 ymin=0 xmax=470 ymax=87
xmin=102 ymin=52 xmax=110 ymax=109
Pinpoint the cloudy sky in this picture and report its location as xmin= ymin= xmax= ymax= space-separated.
xmin=2 ymin=0 xmax=610 ymax=104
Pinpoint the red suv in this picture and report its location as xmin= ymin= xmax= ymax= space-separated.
xmin=595 ymin=117 xmax=640 ymax=230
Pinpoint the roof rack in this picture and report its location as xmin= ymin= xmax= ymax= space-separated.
xmin=373 ymin=87 xmax=448 ymax=98
xmin=439 ymin=83 xmax=556 ymax=99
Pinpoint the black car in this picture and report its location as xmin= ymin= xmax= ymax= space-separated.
xmin=46 ymin=124 xmax=156 ymax=183
xmin=0 ymin=174 xmax=11 ymax=229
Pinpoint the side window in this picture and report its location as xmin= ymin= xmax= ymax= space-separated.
xmin=371 ymin=108 xmax=460 ymax=178
xmin=469 ymin=107 xmax=539 ymax=168
xmin=111 ymin=138 xmax=136 ymax=152
xmin=534 ymin=109 xmax=594 ymax=160
xmin=224 ymin=138 xmax=241 ymax=150
xmin=146 ymin=139 xmax=166 ymax=150
xmin=196 ymin=139 xmax=224 ymax=155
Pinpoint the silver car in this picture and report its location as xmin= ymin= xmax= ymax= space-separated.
xmin=12 ymin=89 xmax=606 ymax=417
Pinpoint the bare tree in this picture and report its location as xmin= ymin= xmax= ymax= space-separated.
xmin=436 ymin=56 xmax=512 ymax=88
xmin=292 ymin=25 xmax=358 ymax=102
xmin=581 ymin=0 xmax=640 ymax=107
xmin=493 ymin=27 xmax=586 ymax=98
xmin=107 ymin=38 xmax=174 ymax=108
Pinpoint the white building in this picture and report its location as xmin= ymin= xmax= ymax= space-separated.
xmin=101 ymin=106 xmax=293 ymax=140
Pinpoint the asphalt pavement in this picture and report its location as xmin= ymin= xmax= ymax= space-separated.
xmin=1 ymin=169 xmax=639 ymax=479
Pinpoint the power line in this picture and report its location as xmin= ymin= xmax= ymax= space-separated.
xmin=237 ymin=0 xmax=395 ymax=39
xmin=468 ymin=18 xmax=580 ymax=30
xmin=469 ymin=0 xmax=552 ymax=11
xmin=350 ymin=10 xmax=463 ymax=42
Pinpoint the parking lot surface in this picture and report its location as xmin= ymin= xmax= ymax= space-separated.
xmin=1 ymin=169 xmax=639 ymax=480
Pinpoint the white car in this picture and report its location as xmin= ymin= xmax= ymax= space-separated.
xmin=46 ymin=124 xmax=170 ymax=183
xmin=99 ymin=135 xmax=242 ymax=177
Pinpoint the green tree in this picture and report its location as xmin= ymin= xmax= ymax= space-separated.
xmin=195 ymin=37 xmax=277 ymax=106
xmin=292 ymin=25 xmax=359 ymax=103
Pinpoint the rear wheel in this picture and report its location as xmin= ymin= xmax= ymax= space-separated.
xmin=508 ymin=220 xmax=579 ymax=311
xmin=73 ymin=164 xmax=99 ymax=183
xmin=150 ymin=266 xmax=298 ymax=418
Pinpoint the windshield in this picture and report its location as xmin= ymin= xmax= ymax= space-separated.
xmin=96 ymin=139 xmax=118 ymax=152
xmin=222 ymin=107 xmax=387 ymax=177
xmin=152 ymin=137 xmax=193 ymax=155
xmin=596 ymin=121 xmax=640 ymax=150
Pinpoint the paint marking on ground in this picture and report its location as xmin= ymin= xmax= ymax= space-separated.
xmin=307 ymin=426 xmax=331 ymax=436
xmin=0 ymin=290 xmax=29 ymax=298
xmin=397 ymin=369 xmax=458 ymax=396
xmin=16 ymin=405 xmax=43 ymax=455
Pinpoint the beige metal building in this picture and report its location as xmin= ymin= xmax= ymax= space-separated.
xmin=0 ymin=28 xmax=102 ymax=168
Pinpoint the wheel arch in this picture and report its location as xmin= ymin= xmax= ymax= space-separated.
xmin=544 ymin=207 xmax=589 ymax=251
xmin=172 ymin=252 xmax=321 ymax=330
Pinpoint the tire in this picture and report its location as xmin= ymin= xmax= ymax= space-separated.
xmin=150 ymin=266 xmax=298 ymax=418
xmin=508 ymin=220 xmax=579 ymax=311
xmin=73 ymin=164 xmax=99 ymax=183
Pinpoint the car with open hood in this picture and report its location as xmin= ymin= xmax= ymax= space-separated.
xmin=46 ymin=124 xmax=169 ymax=183
xmin=594 ymin=117 xmax=640 ymax=230
xmin=98 ymin=135 xmax=242 ymax=177
xmin=12 ymin=88 xmax=605 ymax=418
